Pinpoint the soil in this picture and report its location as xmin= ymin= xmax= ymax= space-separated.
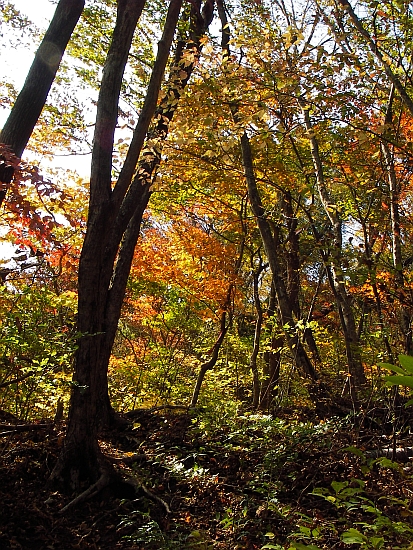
xmin=1 ymin=406 xmax=413 ymax=549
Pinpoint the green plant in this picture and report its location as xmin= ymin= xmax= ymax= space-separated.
xmin=311 ymin=478 xmax=413 ymax=548
xmin=379 ymin=354 xmax=413 ymax=406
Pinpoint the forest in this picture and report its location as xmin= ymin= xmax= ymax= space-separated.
xmin=1 ymin=0 xmax=413 ymax=548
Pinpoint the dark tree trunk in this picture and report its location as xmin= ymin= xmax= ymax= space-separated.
xmin=50 ymin=0 xmax=215 ymax=493
xmin=0 ymin=0 xmax=85 ymax=205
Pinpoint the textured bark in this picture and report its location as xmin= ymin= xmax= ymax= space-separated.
xmin=0 ymin=0 xmax=85 ymax=205
xmin=50 ymin=0 xmax=148 ymax=490
xmin=51 ymin=0 xmax=215 ymax=492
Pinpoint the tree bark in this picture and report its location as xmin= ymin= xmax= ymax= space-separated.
xmin=50 ymin=0 xmax=215 ymax=492
xmin=240 ymin=133 xmax=318 ymax=380
xmin=299 ymin=100 xmax=366 ymax=388
xmin=0 ymin=0 xmax=85 ymax=205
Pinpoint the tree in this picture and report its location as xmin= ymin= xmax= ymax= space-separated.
xmin=49 ymin=0 xmax=214 ymax=494
xmin=0 ymin=0 xmax=85 ymax=206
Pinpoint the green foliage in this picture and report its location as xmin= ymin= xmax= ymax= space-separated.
xmin=380 ymin=355 xmax=413 ymax=405
xmin=0 ymin=284 xmax=77 ymax=419
xmin=311 ymin=472 xmax=413 ymax=548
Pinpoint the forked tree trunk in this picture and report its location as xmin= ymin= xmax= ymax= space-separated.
xmin=50 ymin=0 xmax=215 ymax=492
xmin=0 ymin=0 xmax=85 ymax=205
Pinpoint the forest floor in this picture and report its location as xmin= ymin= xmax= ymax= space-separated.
xmin=1 ymin=403 xmax=413 ymax=550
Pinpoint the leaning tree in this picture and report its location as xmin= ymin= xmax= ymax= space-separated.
xmin=0 ymin=0 xmax=85 ymax=206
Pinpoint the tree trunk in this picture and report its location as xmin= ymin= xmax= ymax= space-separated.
xmin=336 ymin=0 xmax=413 ymax=118
xmin=240 ymin=133 xmax=318 ymax=380
xmin=190 ymin=310 xmax=230 ymax=408
xmin=282 ymin=191 xmax=321 ymax=363
xmin=250 ymin=261 xmax=265 ymax=409
xmin=50 ymin=0 xmax=214 ymax=492
xmin=216 ymin=0 xmax=317 ymax=381
xmin=300 ymin=101 xmax=366 ymax=389
xmin=0 ymin=0 xmax=85 ymax=205
xmin=260 ymin=281 xmax=281 ymax=410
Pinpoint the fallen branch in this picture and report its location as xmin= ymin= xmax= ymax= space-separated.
xmin=0 ymin=371 xmax=35 ymax=388
xmin=0 ymin=423 xmax=50 ymax=437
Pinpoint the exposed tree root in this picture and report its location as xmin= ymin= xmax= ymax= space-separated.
xmin=59 ymin=473 xmax=112 ymax=514
xmin=125 ymin=476 xmax=171 ymax=514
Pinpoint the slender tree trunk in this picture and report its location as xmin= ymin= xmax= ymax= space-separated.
xmin=336 ymin=0 xmax=413 ymax=118
xmin=260 ymin=281 xmax=281 ymax=410
xmin=299 ymin=100 xmax=366 ymax=388
xmin=0 ymin=0 xmax=85 ymax=205
xmin=250 ymin=261 xmax=265 ymax=409
xmin=381 ymin=86 xmax=412 ymax=354
xmin=190 ymin=310 xmax=230 ymax=408
xmin=216 ymin=0 xmax=316 ymax=381
xmin=282 ymin=191 xmax=321 ymax=362
xmin=190 ymin=233 xmax=244 ymax=407
xmin=240 ymin=133 xmax=318 ymax=380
